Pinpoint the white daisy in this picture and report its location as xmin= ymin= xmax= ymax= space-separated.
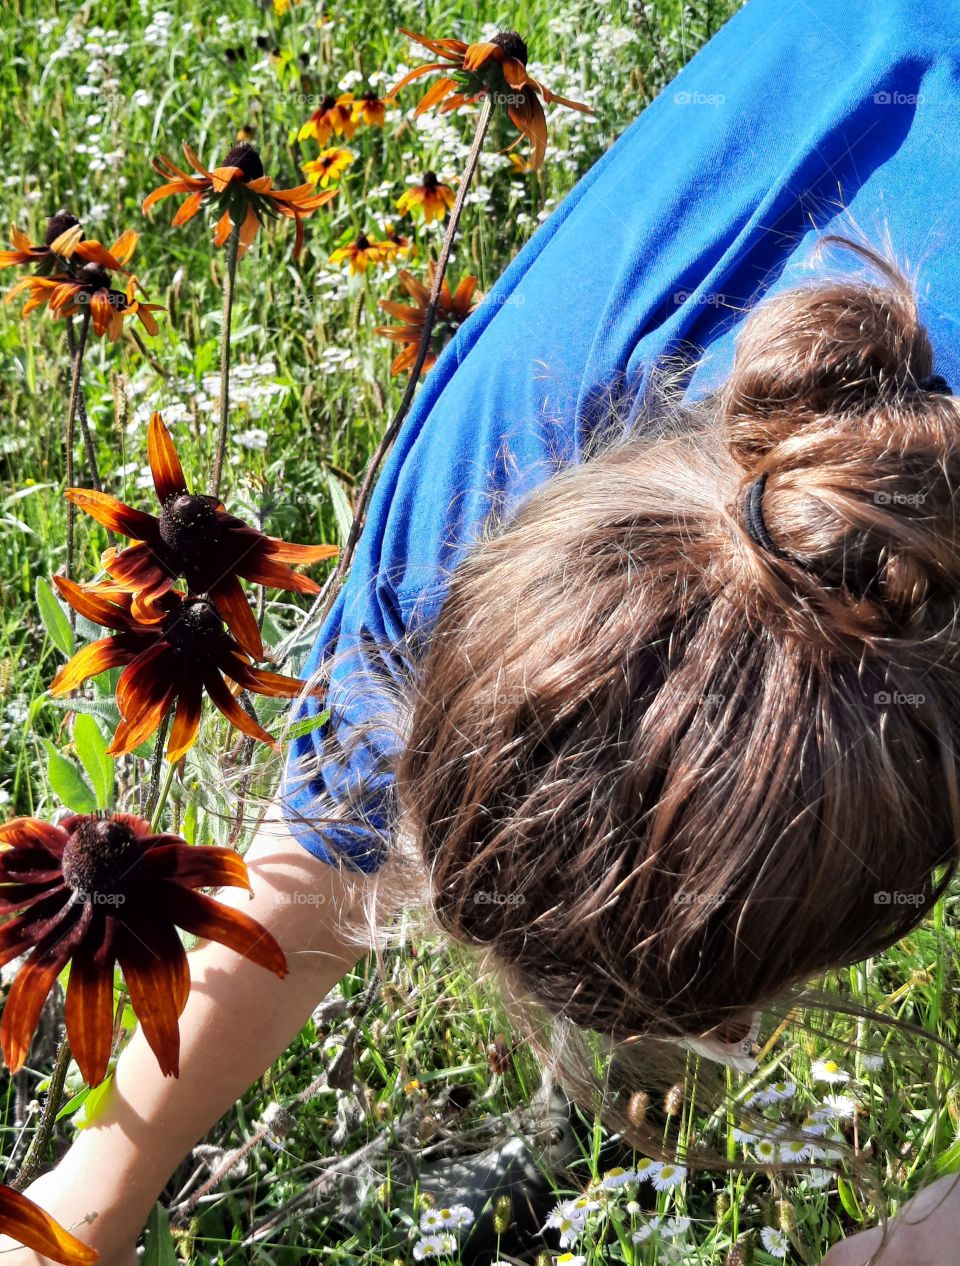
xmin=664 ymin=1215 xmax=691 ymax=1238
xmin=543 ymin=1204 xmax=586 ymax=1247
xmin=435 ymin=1205 xmax=474 ymax=1230
xmin=779 ymin=1138 xmax=821 ymax=1163
xmin=633 ymin=1156 xmax=664 ymax=1182
xmin=811 ymin=1059 xmax=850 ymax=1085
xmin=652 ymin=1163 xmax=686 ymax=1191
xmin=820 ymin=1094 xmax=857 ymax=1119
xmin=860 ymin=1053 xmax=884 ymax=1072
xmin=754 ymin=1138 xmax=779 ymax=1162
xmin=767 ymin=1079 xmax=797 ymax=1101
xmin=600 ymin=1165 xmax=636 ymax=1189
xmin=419 ymin=1210 xmax=445 ymax=1232
xmin=632 ymin=1216 xmax=662 ymax=1243
xmin=760 ymin=1226 xmax=790 ymax=1258
xmin=413 ymin=1233 xmax=457 ymax=1260
xmin=732 ymin=1126 xmax=759 ymax=1145
xmin=563 ymin=1196 xmax=600 ymax=1217
xmin=799 ymin=1115 xmax=832 ymax=1136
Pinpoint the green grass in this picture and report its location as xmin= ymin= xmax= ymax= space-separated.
xmin=3 ymin=0 xmax=960 ymax=1263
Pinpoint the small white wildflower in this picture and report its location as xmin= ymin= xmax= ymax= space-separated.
xmin=412 ymin=1234 xmax=456 ymax=1260
xmin=766 ymin=1079 xmax=797 ymax=1101
xmin=633 ymin=1156 xmax=663 ymax=1182
xmin=543 ymin=1203 xmax=585 ymax=1247
xmin=811 ymin=1059 xmax=850 ymax=1085
xmin=820 ymin=1094 xmax=857 ymax=1119
xmin=664 ymin=1215 xmax=691 ymax=1238
xmin=435 ymin=1204 xmax=473 ymax=1230
xmin=861 ymin=1052 xmax=884 ymax=1071
xmin=419 ymin=1210 xmax=445 ymax=1232
xmin=651 ymin=1162 xmax=686 ymax=1191
xmin=563 ymin=1196 xmax=600 ymax=1216
xmin=799 ymin=1115 xmax=832 ymax=1136
xmin=806 ymin=1167 xmax=835 ymax=1189
xmin=555 ymin=1256 xmax=586 ymax=1266
xmin=754 ymin=1138 xmax=778 ymax=1162
xmin=732 ymin=1126 xmax=759 ymax=1145
xmin=760 ymin=1225 xmax=790 ymax=1257
xmin=632 ymin=1215 xmax=661 ymax=1243
xmin=600 ymin=1165 xmax=635 ymax=1189
xmin=779 ymin=1138 xmax=820 ymax=1162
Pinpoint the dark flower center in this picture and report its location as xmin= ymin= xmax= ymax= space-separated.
xmin=356 ymin=234 xmax=371 ymax=250
xmin=422 ymin=171 xmax=439 ymax=190
xmin=221 ymin=142 xmax=264 ymax=182
xmin=491 ymin=30 xmax=528 ymax=63
xmin=361 ymin=91 xmax=377 ymax=103
xmin=162 ymin=597 xmax=226 ymax=656
xmin=158 ymin=494 xmax=232 ymax=588
xmin=77 ymin=262 xmax=112 ymax=290
xmin=62 ymin=815 xmax=143 ymax=899
xmin=44 ymin=210 xmax=81 ymax=247
xmin=320 ymin=94 xmax=336 ymax=111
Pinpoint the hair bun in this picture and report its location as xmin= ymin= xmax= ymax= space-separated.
xmin=721 ymin=237 xmax=934 ymax=473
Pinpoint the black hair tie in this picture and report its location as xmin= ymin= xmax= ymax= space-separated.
xmin=913 ymin=372 xmax=953 ymax=395
xmin=742 ymin=471 xmax=787 ymax=559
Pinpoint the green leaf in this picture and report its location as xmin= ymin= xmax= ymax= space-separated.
xmin=36 ymin=576 xmax=74 ymax=657
xmin=142 ymin=1204 xmax=178 ymax=1266
xmin=44 ymin=740 xmax=96 ymax=813
xmin=73 ymin=1072 xmax=117 ymax=1130
xmin=73 ymin=713 xmax=114 ymax=809
xmin=323 ymin=469 xmax=354 ymax=547
xmin=837 ymin=1176 xmax=864 ymax=1222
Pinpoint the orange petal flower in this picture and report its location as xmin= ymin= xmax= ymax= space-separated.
xmin=66 ymin=411 xmax=338 ymax=660
xmin=351 ymin=91 xmax=387 ymax=127
xmin=143 ymin=141 xmax=337 ymax=262
xmin=48 ymin=579 xmax=318 ymax=762
xmin=388 ymin=28 xmax=594 ymax=170
xmin=297 ymin=94 xmax=357 ymax=145
xmin=301 ymin=147 xmax=355 ymax=189
xmin=0 ymin=1184 xmax=97 ymax=1264
xmin=376 ymin=264 xmax=479 ymax=376
xmin=0 ymin=813 xmax=286 ymax=1084
xmin=329 ymin=233 xmax=397 ymax=274
xmin=395 ymin=171 xmax=457 ymax=224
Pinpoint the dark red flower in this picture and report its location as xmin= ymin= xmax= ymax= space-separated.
xmin=0 ymin=813 xmax=287 ymax=1084
xmin=49 ymin=580 xmax=315 ymax=762
xmin=67 ymin=411 xmax=338 ymax=661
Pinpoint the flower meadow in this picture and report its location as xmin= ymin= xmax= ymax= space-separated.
xmin=2 ymin=0 xmax=960 ymax=1263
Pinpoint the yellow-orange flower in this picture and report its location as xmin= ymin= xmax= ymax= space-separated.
xmin=301 ymin=147 xmax=355 ymax=188
xmin=3 ymin=230 xmax=162 ymax=340
xmin=396 ymin=171 xmax=456 ymax=224
xmin=352 ymin=90 xmax=387 ymax=127
xmin=143 ymin=141 xmax=336 ymax=261
xmin=297 ymin=94 xmax=357 ymax=145
xmin=330 ymin=233 xmax=396 ymax=275
xmin=382 ymin=222 xmax=416 ymax=259
xmin=388 ymin=28 xmax=594 ymax=169
xmin=376 ymin=264 xmax=479 ymax=376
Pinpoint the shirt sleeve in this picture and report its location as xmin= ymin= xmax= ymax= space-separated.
xmin=281 ymin=0 xmax=960 ymax=869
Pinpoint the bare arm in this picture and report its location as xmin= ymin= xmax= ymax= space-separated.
xmin=0 ymin=802 xmax=371 ymax=1264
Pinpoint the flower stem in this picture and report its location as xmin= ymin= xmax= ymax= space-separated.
xmin=13 ymin=1034 xmax=72 ymax=1190
xmin=66 ymin=317 xmax=102 ymax=494
xmin=296 ymin=94 xmax=493 ymax=641
xmin=209 ymin=217 xmax=242 ymax=500
xmin=64 ymin=309 xmax=91 ymax=607
xmin=142 ymin=713 xmax=170 ymax=821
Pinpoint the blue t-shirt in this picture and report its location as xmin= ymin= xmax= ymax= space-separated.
xmin=281 ymin=0 xmax=960 ymax=870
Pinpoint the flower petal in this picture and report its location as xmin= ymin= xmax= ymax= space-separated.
xmin=66 ymin=487 xmax=158 ymax=539
xmin=170 ymin=190 xmax=204 ymax=228
xmin=0 ymin=818 xmax=69 ymax=855
xmin=0 ymin=905 xmax=87 ymax=1072
xmin=142 ymin=842 xmax=251 ymax=892
xmin=203 ymin=669 xmax=278 ymax=747
xmin=114 ymin=917 xmax=190 ymax=1077
xmin=64 ymin=909 xmax=117 ymax=1086
xmin=49 ymin=636 xmax=133 ymax=696
xmin=165 ymin=681 xmax=204 ymax=764
xmin=158 ymin=881 xmax=288 ymax=976
xmin=0 ymin=1184 xmax=98 ymax=1265
xmin=147 ymin=411 xmax=188 ymax=502
xmin=219 ymin=652 xmax=308 ymax=699
xmin=209 ymin=575 xmax=264 ymax=661
xmin=53 ymin=576 xmax=136 ymax=632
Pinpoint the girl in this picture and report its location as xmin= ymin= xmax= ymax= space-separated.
xmin=6 ymin=0 xmax=960 ymax=1262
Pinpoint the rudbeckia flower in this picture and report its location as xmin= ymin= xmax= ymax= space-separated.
xmin=301 ymin=147 xmax=355 ymax=189
xmin=49 ymin=580 xmax=314 ymax=763
xmin=388 ymin=28 xmax=594 ymax=169
xmin=352 ymin=90 xmax=387 ymax=127
xmin=297 ymin=94 xmax=357 ymax=145
xmin=396 ymin=171 xmax=456 ymax=224
xmin=0 ymin=812 xmax=287 ymax=1084
xmin=376 ymin=265 xmax=479 ymax=375
xmin=0 ymin=1184 xmax=97 ymax=1264
xmin=66 ymin=411 xmax=338 ymax=660
xmin=143 ymin=141 xmax=336 ymax=261
xmin=0 ymin=212 xmax=135 ymax=277
xmin=3 ymin=227 xmax=160 ymax=340
xmin=329 ymin=233 xmax=396 ymax=274
xmin=381 ymin=222 xmax=416 ymax=258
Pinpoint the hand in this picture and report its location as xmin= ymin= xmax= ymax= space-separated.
xmin=822 ymin=1173 xmax=960 ymax=1265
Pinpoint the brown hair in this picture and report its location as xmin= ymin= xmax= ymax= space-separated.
xmin=388 ymin=237 xmax=960 ymax=1068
